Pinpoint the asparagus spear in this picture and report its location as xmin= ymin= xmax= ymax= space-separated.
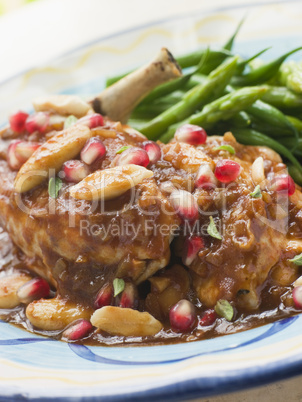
xmin=160 ymin=86 xmax=267 ymax=143
xmin=139 ymin=55 xmax=239 ymax=140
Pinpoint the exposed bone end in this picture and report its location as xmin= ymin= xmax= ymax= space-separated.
xmin=69 ymin=164 xmax=154 ymax=201
xmin=33 ymin=95 xmax=92 ymax=118
xmin=0 ymin=273 xmax=32 ymax=309
xmin=90 ymin=47 xmax=182 ymax=123
xmin=14 ymin=124 xmax=91 ymax=193
xmin=26 ymin=297 xmax=93 ymax=331
xmin=91 ymin=306 xmax=163 ymax=336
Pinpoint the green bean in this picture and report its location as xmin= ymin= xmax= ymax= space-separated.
xmin=138 ymin=56 xmax=239 ymax=140
xmin=236 ymin=48 xmax=271 ymax=75
xmin=223 ymin=18 xmax=245 ymax=51
xmin=278 ymin=61 xmax=302 ymax=94
xmin=232 ymin=47 xmax=302 ymax=86
xmin=261 ymin=86 xmax=302 ymax=109
xmin=229 ymin=111 xmax=251 ymax=128
xmin=160 ymin=86 xmax=267 ymax=143
xmin=286 ymin=115 xmax=302 ymax=134
xmin=231 ymin=128 xmax=302 ymax=174
xmin=288 ymin=164 xmax=302 ymax=186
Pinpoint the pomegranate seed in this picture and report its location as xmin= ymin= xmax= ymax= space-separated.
xmin=183 ymin=235 xmax=204 ymax=266
xmin=94 ymin=282 xmax=113 ymax=309
xmin=169 ymin=299 xmax=196 ymax=332
xmin=62 ymin=319 xmax=93 ymax=341
xmin=80 ymin=137 xmax=106 ymax=165
xmin=77 ymin=113 xmax=104 ymax=129
xmin=7 ymin=140 xmax=23 ymax=170
xmin=169 ymin=190 xmax=199 ymax=222
xmin=17 ymin=278 xmax=50 ymax=304
xmin=119 ymin=282 xmax=137 ymax=309
xmin=62 ymin=160 xmax=90 ymax=183
xmin=25 ymin=112 xmax=49 ymax=134
xmin=270 ymin=174 xmax=295 ymax=196
xmin=214 ymin=159 xmax=241 ymax=183
xmin=195 ymin=164 xmax=218 ymax=190
xmin=293 ymin=286 xmax=302 ymax=309
xmin=199 ymin=309 xmax=218 ymax=326
xmin=175 ymin=124 xmax=207 ymax=145
xmin=9 ymin=111 xmax=29 ymax=133
xmin=117 ymin=147 xmax=149 ymax=167
xmin=142 ymin=141 xmax=161 ymax=164
xmin=15 ymin=141 xmax=40 ymax=163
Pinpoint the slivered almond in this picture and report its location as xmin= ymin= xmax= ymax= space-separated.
xmin=251 ymin=156 xmax=265 ymax=186
xmin=69 ymin=164 xmax=153 ymax=201
xmin=33 ymin=95 xmax=91 ymax=118
xmin=14 ymin=124 xmax=92 ymax=193
xmin=91 ymin=306 xmax=163 ymax=336
xmin=0 ymin=273 xmax=32 ymax=309
xmin=26 ymin=297 xmax=92 ymax=331
xmin=91 ymin=127 xmax=117 ymax=139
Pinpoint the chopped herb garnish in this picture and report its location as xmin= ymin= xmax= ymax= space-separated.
xmin=116 ymin=146 xmax=131 ymax=154
xmin=48 ymin=177 xmax=62 ymax=199
xmin=250 ymin=184 xmax=262 ymax=198
xmin=113 ymin=278 xmax=125 ymax=297
xmin=207 ymin=216 xmax=222 ymax=240
xmin=214 ymin=299 xmax=234 ymax=321
xmin=289 ymin=253 xmax=302 ymax=265
xmin=64 ymin=115 xmax=78 ymax=129
xmin=213 ymin=145 xmax=235 ymax=154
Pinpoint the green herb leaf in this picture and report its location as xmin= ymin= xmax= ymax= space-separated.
xmin=116 ymin=146 xmax=131 ymax=154
xmin=213 ymin=145 xmax=235 ymax=154
xmin=250 ymin=184 xmax=262 ymax=198
xmin=113 ymin=278 xmax=125 ymax=297
xmin=48 ymin=177 xmax=63 ymax=199
xmin=207 ymin=216 xmax=222 ymax=240
xmin=64 ymin=115 xmax=78 ymax=129
xmin=289 ymin=253 xmax=302 ymax=265
xmin=214 ymin=299 xmax=234 ymax=321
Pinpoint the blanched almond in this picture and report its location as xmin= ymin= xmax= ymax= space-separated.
xmin=26 ymin=297 xmax=92 ymax=331
xmin=33 ymin=95 xmax=91 ymax=118
xmin=14 ymin=124 xmax=92 ymax=193
xmin=69 ymin=164 xmax=153 ymax=201
xmin=91 ymin=306 xmax=163 ymax=336
xmin=251 ymin=156 xmax=265 ymax=186
xmin=0 ymin=273 xmax=32 ymax=309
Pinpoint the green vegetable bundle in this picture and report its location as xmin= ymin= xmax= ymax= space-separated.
xmin=105 ymin=21 xmax=302 ymax=183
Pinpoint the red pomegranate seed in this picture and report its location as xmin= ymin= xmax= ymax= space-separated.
xmin=62 ymin=319 xmax=93 ymax=341
xmin=80 ymin=137 xmax=106 ymax=165
xmin=15 ymin=141 xmax=40 ymax=163
xmin=17 ymin=278 xmax=50 ymax=304
xmin=293 ymin=286 xmax=302 ymax=309
xmin=7 ymin=140 xmax=23 ymax=170
xmin=199 ymin=309 xmax=218 ymax=326
xmin=119 ymin=282 xmax=137 ymax=309
xmin=25 ymin=112 xmax=50 ymax=134
xmin=169 ymin=299 xmax=197 ymax=332
xmin=62 ymin=160 xmax=90 ymax=183
xmin=175 ymin=124 xmax=207 ymax=145
xmin=142 ymin=141 xmax=161 ymax=164
xmin=214 ymin=159 xmax=241 ymax=183
xmin=183 ymin=235 xmax=204 ymax=266
xmin=195 ymin=164 xmax=218 ymax=190
xmin=94 ymin=282 xmax=113 ymax=309
xmin=77 ymin=113 xmax=104 ymax=129
xmin=270 ymin=174 xmax=295 ymax=196
xmin=117 ymin=147 xmax=149 ymax=167
xmin=169 ymin=190 xmax=199 ymax=222
xmin=9 ymin=111 xmax=29 ymax=133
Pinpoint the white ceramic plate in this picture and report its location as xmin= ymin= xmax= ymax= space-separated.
xmin=1 ymin=1 xmax=302 ymax=400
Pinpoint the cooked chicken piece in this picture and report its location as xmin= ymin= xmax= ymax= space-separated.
xmin=0 ymin=120 xmax=180 ymax=307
